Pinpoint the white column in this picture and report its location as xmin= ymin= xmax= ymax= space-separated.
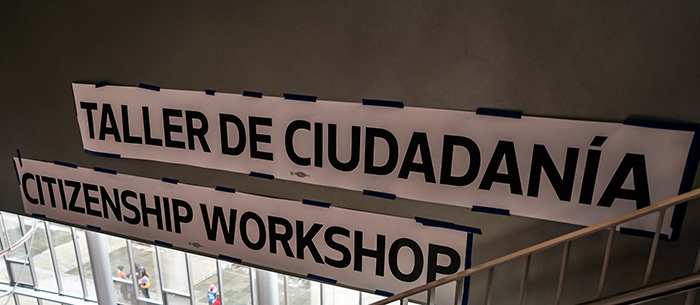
xmin=255 ymin=269 xmax=280 ymax=305
xmin=86 ymin=231 xmax=118 ymax=304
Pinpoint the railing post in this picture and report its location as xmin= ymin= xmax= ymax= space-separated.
xmin=644 ymin=209 xmax=667 ymax=286
xmin=518 ymin=255 xmax=531 ymax=305
xmin=454 ymin=278 xmax=464 ymax=305
xmin=427 ymin=288 xmax=436 ymax=305
xmin=483 ymin=267 xmax=494 ymax=305
xmin=684 ymin=243 xmax=700 ymax=305
xmin=597 ymin=227 xmax=616 ymax=298
xmin=556 ymin=241 xmax=571 ymax=305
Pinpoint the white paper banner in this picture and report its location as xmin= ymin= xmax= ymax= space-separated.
xmin=15 ymin=158 xmax=472 ymax=303
xmin=71 ymin=83 xmax=699 ymax=237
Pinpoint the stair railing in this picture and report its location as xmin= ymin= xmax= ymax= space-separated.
xmin=370 ymin=188 xmax=700 ymax=305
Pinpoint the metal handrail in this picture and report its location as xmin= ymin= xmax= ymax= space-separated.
xmin=370 ymin=188 xmax=700 ymax=305
xmin=577 ymin=273 xmax=700 ymax=305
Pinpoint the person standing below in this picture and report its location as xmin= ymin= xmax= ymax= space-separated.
xmin=207 ymin=285 xmax=217 ymax=305
xmin=140 ymin=270 xmax=151 ymax=299
xmin=212 ymin=293 xmax=221 ymax=305
xmin=117 ymin=266 xmax=126 ymax=279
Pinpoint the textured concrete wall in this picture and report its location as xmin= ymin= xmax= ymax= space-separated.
xmin=2 ymin=1 xmax=700 ymax=304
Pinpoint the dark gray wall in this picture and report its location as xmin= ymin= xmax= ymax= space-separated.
xmin=2 ymin=1 xmax=700 ymax=304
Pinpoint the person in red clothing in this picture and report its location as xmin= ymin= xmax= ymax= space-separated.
xmin=212 ymin=293 xmax=220 ymax=305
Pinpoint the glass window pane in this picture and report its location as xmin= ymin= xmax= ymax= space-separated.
xmin=40 ymin=301 xmax=64 ymax=305
xmin=15 ymin=295 xmax=37 ymax=305
xmin=106 ymin=235 xmax=129 ymax=280
xmin=165 ymin=292 xmax=191 ymax=305
xmin=288 ymin=276 xmax=321 ymax=305
xmin=131 ymin=241 xmax=162 ymax=302
xmin=323 ymin=284 xmax=359 ymax=305
xmin=48 ymin=223 xmax=82 ymax=297
xmin=2 ymin=213 xmax=27 ymax=261
xmin=73 ymin=229 xmax=97 ymax=300
xmin=221 ymin=261 xmax=251 ymax=305
xmin=161 ymin=248 xmax=188 ymax=295
xmin=189 ymin=254 xmax=218 ymax=305
xmin=114 ymin=279 xmax=136 ymax=304
xmin=9 ymin=261 xmax=33 ymax=286
xmin=0 ymin=295 xmax=15 ymax=305
xmin=0 ymin=258 xmax=10 ymax=283
xmin=24 ymin=219 xmax=58 ymax=292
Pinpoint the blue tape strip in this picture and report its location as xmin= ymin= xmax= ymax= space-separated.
xmin=95 ymin=82 xmax=106 ymax=88
xmin=16 ymin=149 xmax=22 ymax=167
xmin=472 ymin=206 xmax=510 ymax=216
xmin=623 ymin=118 xmax=700 ymax=241
xmin=215 ymin=186 xmax=236 ymax=194
xmin=249 ymin=171 xmax=274 ymax=180
xmin=362 ymin=190 xmax=396 ymax=200
xmin=138 ymin=83 xmax=160 ymax=92
xmin=31 ymin=213 xmax=46 ymax=219
xmin=306 ymin=273 xmax=337 ymax=285
xmin=243 ymin=91 xmax=263 ymax=98
xmin=94 ymin=167 xmax=117 ymax=175
xmin=54 ymin=160 xmax=77 ymax=169
xmin=218 ymin=254 xmax=242 ymax=263
xmin=87 ymin=225 xmax=101 ymax=231
xmin=13 ymin=161 xmax=20 ymax=185
xmin=374 ymin=289 xmax=394 ymax=297
xmin=415 ymin=217 xmax=482 ymax=234
xmin=619 ymin=227 xmax=670 ymax=241
xmin=85 ymin=149 xmax=121 ymax=159
xmin=205 ymin=89 xmax=216 ymax=96
xmin=302 ymin=199 xmax=331 ymax=208
xmin=476 ymin=107 xmax=522 ymax=119
xmin=462 ymin=233 xmax=473 ymax=305
xmin=362 ymin=99 xmax=404 ymax=109
xmin=162 ymin=177 xmax=179 ymax=184
xmin=284 ymin=93 xmax=317 ymax=102
xmin=155 ymin=240 xmax=173 ymax=248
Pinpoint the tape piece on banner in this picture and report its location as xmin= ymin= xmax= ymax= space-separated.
xmin=155 ymin=240 xmax=173 ymax=248
xmin=307 ymin=273 xmax=337 ymax=285
xmin=243 ymin=91 xmax=263 ymax=98
xmin=475 ymin=107 xmax=522 ymax=119
xmin=161 ymin=177 xmax=178 ymax=184
xmin=414 ymin=217 xmax=482 ymax=234
xmin=472 ymin=206 xmax=510 ymax=216
xmin=362 ymin=190 xmax=396 ymax=200
xmin=85 ymin=149 xmax=121 ymax=159
xmin=374 ymin=289 xmax=394 ymax=297
xmin=16 ymin=149 xmax=22 ymax=167
xmin=87 ymin=225 xmax=102 ymax=231
xmin=362 ymin=99 xmax=404 ymax=109
xmin=619 ymin=227 xmax=670 ymax=241
xmin=301 ymin=199 xmax=331 ymax=208
xmin=31 ymin=213 xmax=46 ymax=219
xmin=249 ymin=171 xmax=274 ymax=180
xmin=13 ymin=161 xmax=20 ymax=185
xmin=218 ymin=254 xmax=242 ymax=263
xmin=590 ymin=136 xmax=608 ymax=147
xmin=94 ymin=167 xmax=117 ymax=175
xmin=284 ymin=93 xmax=317 ymax=102
xmin=95 ymin=82 xmax=106 ymax=88
xmin=138 ymin=83 xmax=160 ymax=92
xmin=205 ymin=89 xmax=216 ymax=96
xmin=215 ymin=186 xmax=236 ymax=194
xmin=54 ymin=160 xmax=77 ymax=169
